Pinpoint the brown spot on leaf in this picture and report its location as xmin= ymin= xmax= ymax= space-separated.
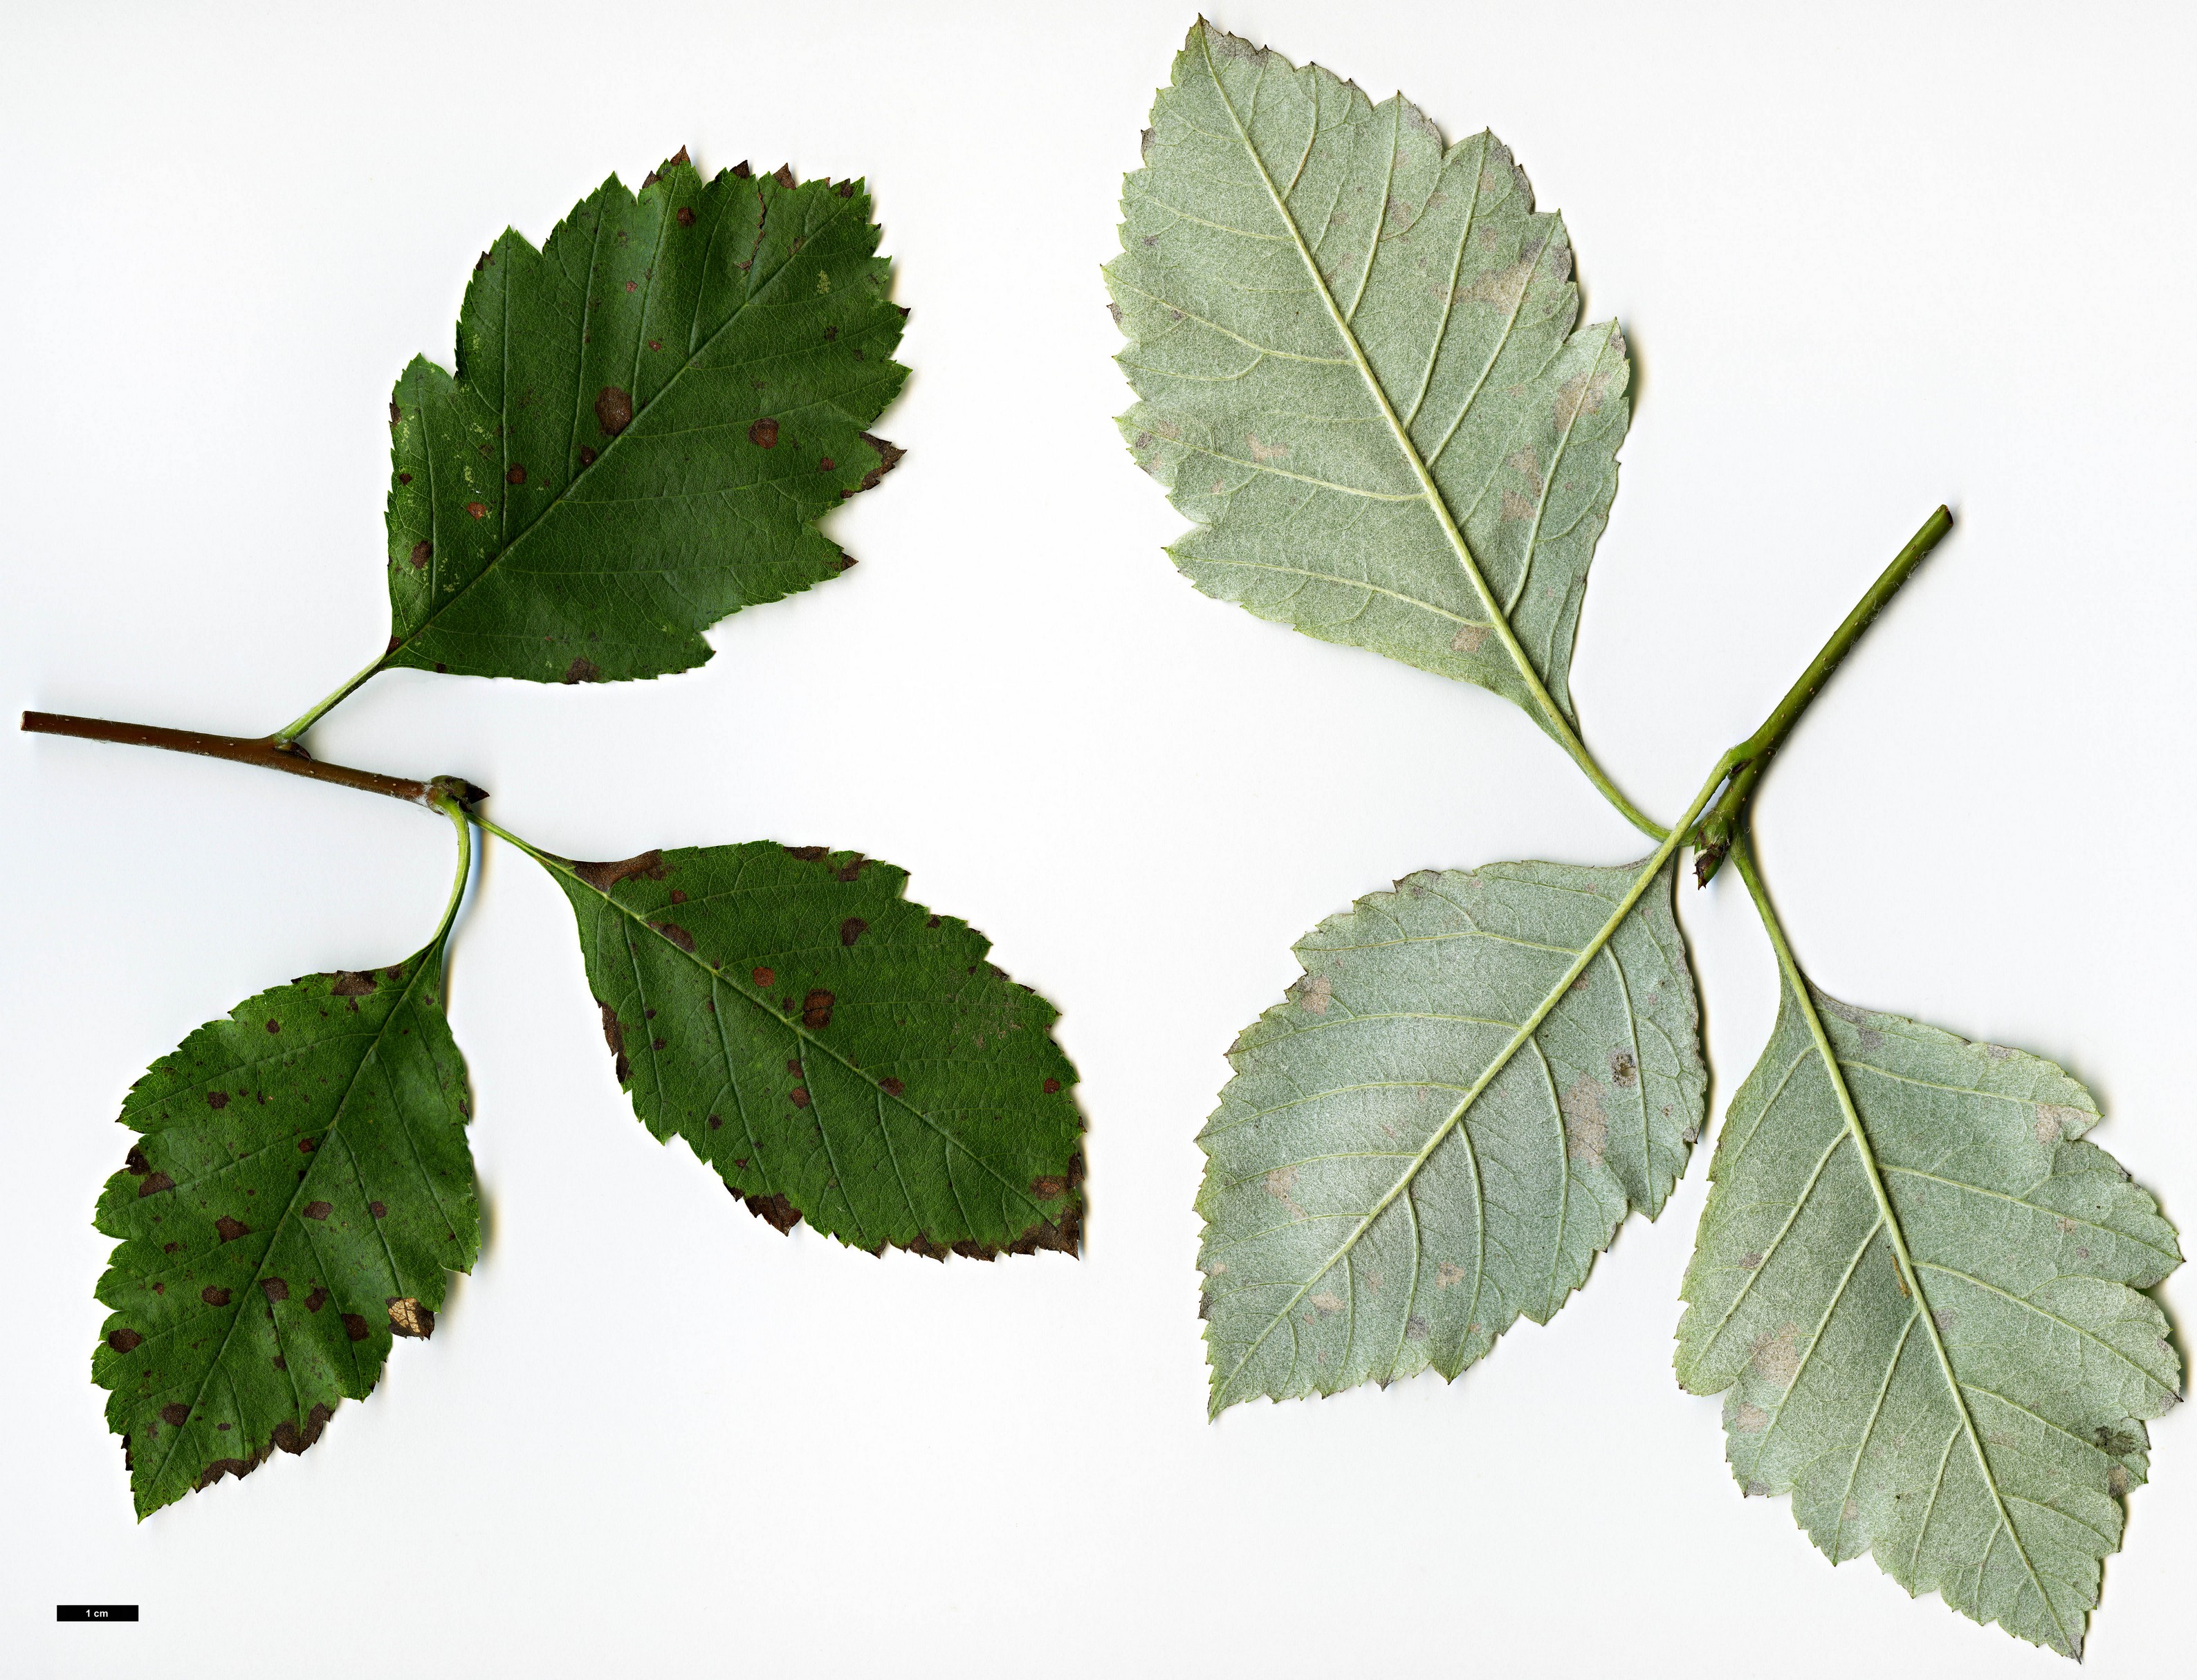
xmin=772 ymin=163 xmax=795 ymax=189
xmin=369 ymin=1201 xmax=387 ymax=1218
xmin=748 ymin=416 xmax=780 ymax=447
xmin=387 ymin=1298 xmax=434 ymax=1338
xmin=735 ymin=1188 xmax=802 ymax=1233
xmin=573 ymin=850 xmax=668 ymax=892
xmin=1449 ymin=622 xmax=1490 ymax=654
xmin=342 ymin=1313 xmax=369 ymax=1342
xmin=879 ymin=1076 xmax=905 ymax=1096
xmin=752 ymin=966 xmax=775 ymax=987
xmin=1297 ymin=975 xmax=1332 ymax=1014
xmin=297 ymin=1137 xmax=316 ymax=1154
xmin=304 ymin=1286 xmax=328 ymax=1312
xmin=303 ymin=1201 xmax=331 ymax=1221
xmin=266 ymin=1019 xmax=282 ymax=1035
xmin=833 ymin=856 xmax=870 ymax=883
xmin=649 ymin=920 xmax=695 ymax=952
xmin=214 ymin=1216 xmax=251 ymax=1244
xmin=642 ymin=145 xmax=689 ymax=187
xmin=784 ymin=845 xmax=827 ymax=861
xmin=578 ymin=444 xmax=598 ymax=467
xmin=271 ymin=1403 xmax=332 ymax=1455
xmin=598 ymin=1003 xmax=629 ymax=1082
xmin=707 ymin=1114 xmax=723 ymax=1129
xmin=331 ymin=970 xmax=378 ymax=997
xmin=261 ymin=1278 xmax=288 ymax=1303
xmin=1608 ymin=1050 xmax=1639 ymax=1087
xmin=562 ymin=656 xmax=601 ymax=684
xmin=675 ymin=206 xmax=695 ymax=227
xmin=205 ymin=1090 xmax=229 ymax=1110
xmin=595 ymin=385 xmax=633 ymax=435
xmin=1031 ymin=1176 xmax=1067 ymax=1199
xmin=856 ymin=433 xmax=904 ymax=491
xmin=839 ymin=916 xmax=867 ymax=946
xmin=1043 ymin=1078 xmax=1062 ymax=1094
xmin=789 ymin=1087 xmax=810 ymax=1107
xmin=801 ymin=990 xmax=835 ymax=1029
xmin=107 ymin=1328 xmax=143 ymax=1353
xmin=139 ymin=1170 xmax=175 ymax=1197
xmin=201 ymin=1286 xmax=231 ymax=1307
xmin=465 ymin=500 xmax=487 ymax=519
xmin=197 ymin=1451 xmax=268 ymax=1490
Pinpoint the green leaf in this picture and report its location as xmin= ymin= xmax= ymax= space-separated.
xmin=1107 ymin=22 xmax=1629 ymax=741
xmin=1675 ymin=977 xmax=2182 ymax=1657
xmin=540 ymin=840 xmax=1083 ymax=1257
xmin=385 ymin=153 xmax=907 ymax=685
xmin=93 ymin=950 xmax=477 ymax=1517
xmin=1197 ymin=854 xmax=1704 ymax=1414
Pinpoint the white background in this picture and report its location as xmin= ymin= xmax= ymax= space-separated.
xmin=3 ymin=2 xmax=2191 ymax=1674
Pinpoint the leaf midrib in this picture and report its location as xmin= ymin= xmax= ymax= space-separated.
xmin=1195 ymin=26 xmax=1574 ymax=741
xmin=1781 ymin=976 xmax=2073 ymax=1653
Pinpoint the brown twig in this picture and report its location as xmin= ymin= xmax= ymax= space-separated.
xmin=21 ymin=711 xmax=453 ymax=807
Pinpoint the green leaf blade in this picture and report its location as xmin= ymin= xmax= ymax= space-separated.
xmin=546 ymin=842 xmax=1083 ymax=1257
xmin=1197 ymin=856 xmax=1704 ymax=1414
xmin=386 ymin=159 xmax=907 ymax=685
xmin=93 ymin=953 xmax=477 ymax=1517
xmin=1108 ymin=22 xmax=1629 ymax=736
xmin=1675 ymin=980 xmax=2182 ymax=1657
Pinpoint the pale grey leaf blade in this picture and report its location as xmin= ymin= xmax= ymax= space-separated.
xmin=1197 ymin=854 xmax=1705 ymax=1414
xmin=1676 ymin=978 xmax=2182 ymax=1657
xmin=1108 ymin=21 xmax=1630 ymax=737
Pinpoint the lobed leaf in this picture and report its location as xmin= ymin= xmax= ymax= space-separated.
xmin=385 ymin=153 xmax=908 ymax=684
xmin=1197 ymin=855 xmax=1704 ymax=1414
xmin=1107 ymin=22 xmax=1630 ymax=739
xmin=93 ymin=952 xmax=477 ymax=1517
xmin=544 ymin=841 xmax=1083 ymax=1257
xmin=1676 ymin=979 xmax=2182 ymax=1657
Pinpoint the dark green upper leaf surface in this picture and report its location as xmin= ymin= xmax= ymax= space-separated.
xmin=1676 ymin=981 xmax=2181 ymax=1656
xmin=386 ymin=158 xmax=908 ymax=683
xmin=1107 ymin=23 xmax=1629 ymax=739
xmin=546 ymin=841 xmax=1083 ymax=1257
xmin=93 ymin=953 xmax=477 ymax=1517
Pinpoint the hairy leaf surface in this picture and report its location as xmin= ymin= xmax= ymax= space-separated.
xmin=385 ymin=154 xmax=907 ymax=684
xmin=1676 ymin=979 xmax=2182 ymax=1656
xmin=545 ymin=842 xmax=1083 ymax=1257
xmin=1197 ymin=856 xmax=1703 ymax=1414
xmin=93 ymin=952 xmax=476 ymax=1517
xmin=1107 ymin=22 xmax=1629 ymax=739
